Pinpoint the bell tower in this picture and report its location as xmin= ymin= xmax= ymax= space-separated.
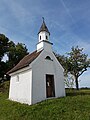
xmin=37 ymin=18 xmax=53 ymax=52
xmin=38 ymin=17 xmax=50 ymax=42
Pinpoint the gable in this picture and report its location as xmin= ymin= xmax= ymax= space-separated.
xmin=7 ymin=50 xmax=42 ymax=74
xmin=31 ymin=50 xmax=64 ymax=72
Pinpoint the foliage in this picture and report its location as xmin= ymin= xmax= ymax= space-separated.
xmin=55 ymin=46 xmax=90 ymax=90
xmin=0 ymin=61 xmax=6 ymax=79
xmin=0 ymin=82 xmax=90 ymax=120
xmin=64 ymin=72 xmax=75 ymax=88
xmin=6 ymin=42 xmax=28 ymax=70
xmin=54 ymin=52 xmax=67 ymax=69
xmin=0 ymin=81 xmax=10 ymax=93
xmin=0 ymin=34 xmax=28 ymax=81
xmin=0 ymin=34 xmax=9 ymax=61
xmin=67 ymin=46 xmax=90 ymax=90
xmin=0 ymin=34 xmax=10 ymax=81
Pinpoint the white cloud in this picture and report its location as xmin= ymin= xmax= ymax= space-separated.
xmin=79 ymin=70 xmax=90 ymax=88
xmin=3 ymin=0 xmax=36 ymax=26
xmin=76 ymin=40 xmax=90 ymax=57
xmin=60 ymin=0 xmax=75 ymax=24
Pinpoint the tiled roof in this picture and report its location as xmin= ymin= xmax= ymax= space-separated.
xmin=7 ymin=50 xmax=42 ymax=74
xmin=38 ymin=20 xmax=50 ymax=35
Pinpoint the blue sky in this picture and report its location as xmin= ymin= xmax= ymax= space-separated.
xmin=0 ymin=0 xmax=90 ymax=88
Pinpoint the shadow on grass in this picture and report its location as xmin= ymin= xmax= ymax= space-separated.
xmin=66 ymin=88 xmax=90 ymax=97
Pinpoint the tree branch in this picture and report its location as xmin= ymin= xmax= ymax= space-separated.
xmin=78 ymin=68 xmax=87 ymax=77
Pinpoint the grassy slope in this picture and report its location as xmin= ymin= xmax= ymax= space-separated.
xmin=0 ymin=82 xmax=90 ymax=120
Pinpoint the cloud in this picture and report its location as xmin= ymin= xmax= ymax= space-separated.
xmin=3 ymin=0 xmax=33 ymax=24
xmin=79 ymin=70 xmax=90 ymax=88
xmin=76 ymin=40 xmax=90 ymax=56
xmin=60 ymin=0 xmax=75 ymax=23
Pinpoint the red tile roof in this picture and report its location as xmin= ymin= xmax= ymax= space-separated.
xmin=7 ymin=50 xmax=42 ymax=74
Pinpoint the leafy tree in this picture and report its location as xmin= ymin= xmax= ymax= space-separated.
xmin=15 ymin=43 xmax=28 ymax=64
xmin=0 ymin=62 xmax=6 ymax=79
xmin=55 ymin=46 xmax=90 ymax=90
xmin=64 ymin=72 xmax=75 ymax=88
xmin=67 ymin=46 xmax=90 ymax=90
xmin=0 ymin=34 xmax=9 ymax=61
xmin=0 ymin=34 xmax=9 ymax=79
xmin=0 ymin=34 xmax=28 ymax=81
xmin=6 ymin=42 xmax=28 ymax=71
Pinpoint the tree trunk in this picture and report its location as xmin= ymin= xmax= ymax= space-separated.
xmin=75 ymin=76 xmax=79 ymax=90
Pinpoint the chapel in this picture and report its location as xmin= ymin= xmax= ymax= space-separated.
xmin=7 ymin=19 xmax=65 ymax=105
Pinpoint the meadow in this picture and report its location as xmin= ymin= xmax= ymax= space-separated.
xmin=0 ymin=81 xmax=90 ymax=120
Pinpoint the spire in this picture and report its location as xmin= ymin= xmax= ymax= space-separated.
xmin=38 ymin=17 xmax=50 ymax=35
xmin=42 ymin=17 xmax=44 ymax=22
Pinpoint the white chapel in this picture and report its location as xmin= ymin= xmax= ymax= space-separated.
xmin=7 ymin=19 xmax=65 ymax=105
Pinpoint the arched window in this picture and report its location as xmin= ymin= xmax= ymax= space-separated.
xmin=16 ymin=75 xmax=19 ymax=82
xmin=40 ymin=36 xmax=41 ymax=40
xmin=45 ymin=56 xmax=52 ymax=61
xmin=46 ymin=35 xmax=48 ymax=40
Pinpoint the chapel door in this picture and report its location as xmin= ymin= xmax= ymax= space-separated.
xmin=46 ymin=74 xmax=55 ymax=98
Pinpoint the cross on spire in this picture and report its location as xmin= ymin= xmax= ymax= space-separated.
xmin=42 ymin=17 xmax=44 ymax=22
xmin=38 ymin=17 xmax=50 ymax=35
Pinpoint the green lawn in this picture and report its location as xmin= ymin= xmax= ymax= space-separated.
xmin=0 ymin=82 xmax=90 ymax=120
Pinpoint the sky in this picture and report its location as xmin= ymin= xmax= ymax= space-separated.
xmin=0 ymin=0 xmax=90 ymax=88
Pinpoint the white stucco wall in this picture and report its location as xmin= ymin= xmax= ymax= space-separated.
xmin=37 ymin=30 xmax=52 ymax=52
xmin=37 ymin=41 xmax=44 ymax=52
xmin=9 ymin=68 xmax=32 ymax=105
xmin=37 ymin=41 xmax=52 ymax=52
xmin=9 ymin=48 xmax=65 ymax=105
xmin=31 ymin=50 xmax=65 ymax=104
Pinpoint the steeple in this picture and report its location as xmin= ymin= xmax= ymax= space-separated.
xmin=37 ymin=18 xmax=53 ymax=52
xmin=38 ymin=17 xmax=50 ymax=35
xmin=38 ymin=18 xmax=50 ymax=43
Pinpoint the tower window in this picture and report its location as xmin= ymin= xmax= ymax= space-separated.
xmin=40 ymin=36 xmax=41 ymax=40
xmin=46 ymin=35 xmax=48 ymax=40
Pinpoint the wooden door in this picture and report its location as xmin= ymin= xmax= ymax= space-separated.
xmin=46 ymin=74 xmax=55 ymax=98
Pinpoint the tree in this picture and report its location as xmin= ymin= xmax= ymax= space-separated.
xmin=0 ymin=61 xmax=6 ymax=80
xmin=0 ymin=33 xmax=29 ymax=81
xmin=64 ymin=72 xmax=75 ymax=88
xmin=6 ymin=42 xmax=28 ymax=71
xmin=0 ymin=34 xmax=9 ymax=61
xmin=55 ymin=46 xmax=90 ymax=90
xmin=0 ymin=34 xmax=9 ymax=79
xmin=67 ymin=46 xmax=90 ymax=90
xmin=15 ymin=43 xmax=28 ymax=64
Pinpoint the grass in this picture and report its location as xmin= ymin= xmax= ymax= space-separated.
xmin=0 ymin=82 xmax=90 ymax=120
